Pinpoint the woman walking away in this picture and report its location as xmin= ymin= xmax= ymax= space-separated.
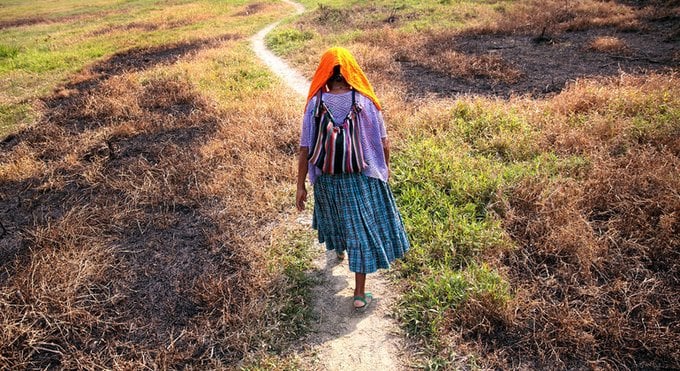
xmin=296 ymin=46 xmax=410 ymax=310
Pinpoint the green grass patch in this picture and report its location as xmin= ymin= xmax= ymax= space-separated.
xmin=0 ymin=0 xmax=282 ymax=134
xmin=449 ymin=100 xmax=538 ymax=161
xmin=399 ymin=263 xmax=510 ymax=340
xmin=193 ymin=43 xmax=275 ymax=104
xmin=390 ymin=98 xmax=572 ymax=366
xmin=629 ymin=107 xmax=680 ymax=144
xmin=387 ymin=75 xmax=679 ymax=367
xmin=241 ymin=354 xmax=305 ymax=371
xmin=292 ymin=0 xmax=502 ymax=37
xmin=0 ymin=44 xmax=20 ymax=59
xmin=0 ymin=102 xmax=33 ymax=137
xmin=241 ymin=224 xmax=316 ymax=367
xmin=267 ymin=227 xmax=316 ymax=343
xmin=266 ymin=27 xmax=315 ymax=56
xmin=392 ymin=100 xmax=557 ymax=275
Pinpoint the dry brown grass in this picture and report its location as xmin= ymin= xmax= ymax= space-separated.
xmin=442 ymin=73 xmax=680 ymax=369
xmin=470 ymin=0 xmax=675 ymax=36
xmin=90 ymin=20 xmax=192 ymax=37
xmin=354 ymin=27 xmax=522 ymax=85
xmin=588 ymin=35 xmax=632 ymax=54
xmin=283 ymin=0 xmax=677 ymax=102
xmin=0 ymin=39 xmax=301 ymax=369
xmin=234 ymin=2 xmax=268 ymax=17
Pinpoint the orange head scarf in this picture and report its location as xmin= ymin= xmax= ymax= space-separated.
xmin=306 ymin=47 xmax=382 ymax=111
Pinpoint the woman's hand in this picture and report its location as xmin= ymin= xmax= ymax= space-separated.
xmin=296 ymin=187 xmax=307 ymax=211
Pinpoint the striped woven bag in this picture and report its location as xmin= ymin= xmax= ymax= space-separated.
xmin=308 ymin=90 xmax=367 ymax=174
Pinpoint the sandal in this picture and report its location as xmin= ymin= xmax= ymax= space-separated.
xmin=336 ymin=251 xmax=345 ymax=261
xmin=353 ymin=293 xmax=373 ymax=310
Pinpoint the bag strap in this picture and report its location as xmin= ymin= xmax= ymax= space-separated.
xmin=314 ymin=90 xmax=323 ymax=118
xmin=350 ymin=88 xmax=362 ymax=114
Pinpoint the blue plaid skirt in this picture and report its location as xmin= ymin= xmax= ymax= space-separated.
xmin=312 ymin=173 xmax=410 ymax=274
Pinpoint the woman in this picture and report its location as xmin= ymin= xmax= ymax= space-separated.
xmin=296 ymin=47 xmax=409 ymax=310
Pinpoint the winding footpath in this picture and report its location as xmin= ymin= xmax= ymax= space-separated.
xmin=250 ymin=1 xmax=408 ymax=370
xmin=251 ymin=0 xmax=308 ymax=97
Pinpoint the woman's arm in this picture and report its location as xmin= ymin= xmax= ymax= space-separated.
xmin=382 ymin=137 xmax=391 ymax=180
xmin=369 ymin=98 xmax=391 ymax=180
xmin=296 ymin=147 xmax=309 ymax=211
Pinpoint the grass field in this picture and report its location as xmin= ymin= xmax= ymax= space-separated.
xmin=273 ymin=0 xmax=679 ymax=369
xmin=0 ymin=0 xmax=285 ymax=135
xmin=1 ymin=0 xmax=679 ymax=369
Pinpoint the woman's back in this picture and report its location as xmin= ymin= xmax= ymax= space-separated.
xmin=301 ymin=91 xmax=389 ymax=184
xmin=321 ymin=91 xmax=353 ymax=123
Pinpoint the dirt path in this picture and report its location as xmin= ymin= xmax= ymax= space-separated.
xmin=252 ymin=2 xmax=409 ymax=370
xmin=250 ymin=0 xmax=308 ymax=97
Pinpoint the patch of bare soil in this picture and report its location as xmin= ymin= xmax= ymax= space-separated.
xmin=0 ymin=17 xmax=53 ymax=29
xmin=401 ymin=24 xmax=678 ymax=98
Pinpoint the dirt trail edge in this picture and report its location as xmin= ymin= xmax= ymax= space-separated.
xmin=251 ymin=1 xmax=409 ymax=370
